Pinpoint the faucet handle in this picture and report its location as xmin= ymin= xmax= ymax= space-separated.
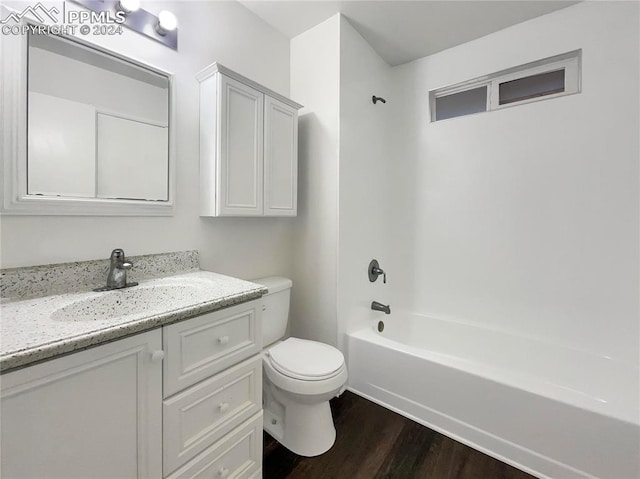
xmin=374 ymin=267 xmax=387 ymax=284
xmin=96 ymin=249 xmax=137 ymax=292
xmin=368 ymin=259 xmax=387 ymax=284
xmin=110 ymin=249 xmax=132 ymax=269
xmin=110 ymin=248 xmax=125 ymax=260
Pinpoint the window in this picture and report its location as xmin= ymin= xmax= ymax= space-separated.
xmin=430 ymin=50 xmax=581 ymax=122
xmin=498 ymin=69 xmax=565 ymax=105
xmin=435 ymin=86 xmax=487 ymax=121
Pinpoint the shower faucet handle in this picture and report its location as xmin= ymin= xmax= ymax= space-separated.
xmin=375 ymin=267 xmax=387 ymax=284
xmin=368 ymin=259 xmax=387 ymax=284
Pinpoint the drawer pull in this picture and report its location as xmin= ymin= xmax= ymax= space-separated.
xmin=150 ymin=350 xmax=165 ymax=362
xmin=218 ymin=336 xmax=230 ymax=345
xmin=218 ymin=402 xmax=230 ymax=412
xmin=218 ymin=467 xmax=229 ymax=477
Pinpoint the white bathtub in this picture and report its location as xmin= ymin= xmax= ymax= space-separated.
xmin=347 ymin=314 xmax=640 ymax=479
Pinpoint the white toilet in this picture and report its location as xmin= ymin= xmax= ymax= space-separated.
xmin=253 ymin=277 xmax=348 ymax=457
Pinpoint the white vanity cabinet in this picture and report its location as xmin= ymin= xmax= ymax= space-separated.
xmin=197 ymin=63 xmax=302 ymax=217
xmin=0 ymin=329 xmax=163 ymax=479
xmin=0 ymin=298 xmax=264 ymax=479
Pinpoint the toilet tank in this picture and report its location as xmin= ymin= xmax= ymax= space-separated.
xmin=252 ymin=277 xmax=293 ymax=347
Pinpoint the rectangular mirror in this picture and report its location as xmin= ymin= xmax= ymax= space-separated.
xmin=0 ymin=22 xmax=174 ymax=215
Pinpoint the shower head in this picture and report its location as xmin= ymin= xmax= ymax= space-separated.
xmin=372 ymin=95 xmax=387 ymax=105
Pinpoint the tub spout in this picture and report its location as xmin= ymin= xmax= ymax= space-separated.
xmin=371 ymin=301 xmax=391 ymax=315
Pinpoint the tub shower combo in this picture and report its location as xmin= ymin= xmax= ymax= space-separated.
xmin=349 ymin=260 xmax=639 ymax=479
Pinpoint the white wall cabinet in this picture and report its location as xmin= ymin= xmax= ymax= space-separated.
xmin=0 ymin=330 xmax=163 ymax=479
xmin=198 ymin=63 xmax=302 ymax=217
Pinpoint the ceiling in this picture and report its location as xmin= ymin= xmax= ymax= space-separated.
xmin=239 ymin=1 xmax=579 ymax=66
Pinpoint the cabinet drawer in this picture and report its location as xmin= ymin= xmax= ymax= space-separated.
xmin=164 ymin=300 xmax=261 ymax=396
xmin=165 ymin=412 xmax=263 ymax=479
xmin=163 ymin=356 xmax=262 ymax=475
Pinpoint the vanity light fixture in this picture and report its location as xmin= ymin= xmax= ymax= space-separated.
xmin=156 ymin=10 xmax=177 ymax=36
xmin=70 ymin=0 xmax=178 ymax=50
xmin=117 ymin=0 xmax=140 ymax=14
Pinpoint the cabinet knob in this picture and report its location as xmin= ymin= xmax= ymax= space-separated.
xmin=150 ymin=350 xmax=165 ymax=362
xmin=218 ymin=402 xmax=230 ymax=412
xmin=218 ymin=467 xmax=229 ymax=477
xmin=218 ymin=336 xmax=229 ymax=345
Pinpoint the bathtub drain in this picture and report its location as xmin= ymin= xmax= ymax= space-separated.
xmin=377 ymin=321 xmax=384 ymax=333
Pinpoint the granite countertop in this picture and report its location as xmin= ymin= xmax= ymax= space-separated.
xmin=0 ymin=270 xmax=267 ymax=373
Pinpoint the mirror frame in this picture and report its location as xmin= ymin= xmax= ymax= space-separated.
xmin=0 ymin=18 xmax=176 ymax=216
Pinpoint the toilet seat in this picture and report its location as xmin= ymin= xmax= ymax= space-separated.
xmin=267 ymin=338 xmax=345 ymax=381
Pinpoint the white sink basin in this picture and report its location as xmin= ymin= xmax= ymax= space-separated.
xmin=52 ymin=283 xmax=208 ymax=322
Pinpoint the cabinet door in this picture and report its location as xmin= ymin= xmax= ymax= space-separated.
xmin=264 ymin=96 xmax=298 ymax=216
xmin=0 ymin=330 xmax=163 ymax=479
xmin=217 ymin=75 xmax=264 ymax=216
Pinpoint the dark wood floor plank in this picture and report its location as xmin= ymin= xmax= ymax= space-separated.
xmin=275 ymin=396 xmax=406 ymax=479
xmin=263 ymin=391 xmax=537 ymax=479
xmin=374 ymin=420 xmax=442 ymax=479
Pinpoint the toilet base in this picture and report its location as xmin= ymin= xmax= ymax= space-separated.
xmin=264 ymin=393 xmax=336 ymax=457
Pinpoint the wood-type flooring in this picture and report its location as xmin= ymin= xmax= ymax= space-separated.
xmin=263 ymin=391 xmax=537 ymax=479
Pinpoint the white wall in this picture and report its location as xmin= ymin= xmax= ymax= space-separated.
xmin=289 ymin=15 xmax=341 ymax=346
xmin=337 ymin=17 xmax=393 ymax=349
xmin=391 ymin=1 xmax=639 ymax=363
xmin=289 ymin=15 xmax=394 ymax=349
xmin=1 ymin=0 xmax=296 ymax=282
xmin=289 ymin=15 xmax=395 ymax=351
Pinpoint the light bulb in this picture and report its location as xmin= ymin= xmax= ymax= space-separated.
xmin=118 ymin=0 xmax=140 ymax=14
xmin=156 ymin=10 xmax=177 ymax=36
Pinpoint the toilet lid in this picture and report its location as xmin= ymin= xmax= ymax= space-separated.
xmin=268 ymin=338 xmax=345 ymax=381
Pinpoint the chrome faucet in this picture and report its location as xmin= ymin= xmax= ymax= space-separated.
xmin=371 ymin=301 xmax=391 ymax=315
xmin=94 ymin=249 xmax=138 ymax=291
